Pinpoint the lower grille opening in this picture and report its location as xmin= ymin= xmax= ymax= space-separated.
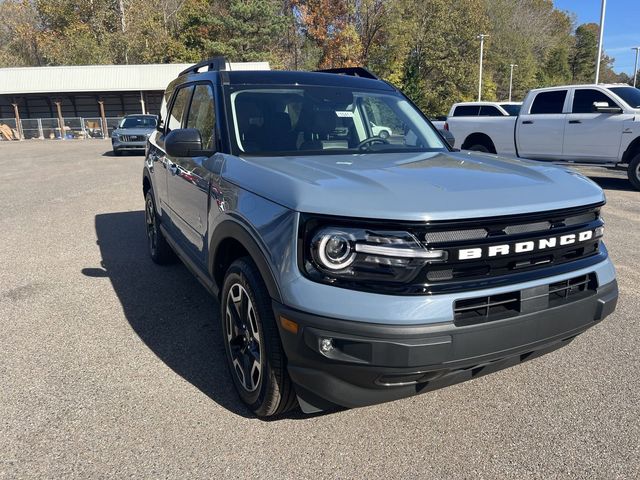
xmin=454 ymin=273 xmax=597 ymax=326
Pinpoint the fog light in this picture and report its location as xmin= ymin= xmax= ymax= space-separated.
xmin=320 ymin=338 xmax=334 ymax=353
xmin=594 ymin=226 xmax=604 ymax=238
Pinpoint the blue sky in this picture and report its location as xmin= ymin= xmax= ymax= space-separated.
xmin=554 ymin=0 xmax=639 ymax=74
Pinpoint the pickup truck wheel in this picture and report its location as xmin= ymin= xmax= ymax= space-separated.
xmin=628 ymin=153 xmax=640 ymax=191
xmin=469 ymin=144 xmax=490 ymax=153
xmin=378 ymin=130 xmax=390 ymax=139
xmin=221 ymin=258 xmax=297 ymax=417
xmin=144 ymin=190 xmax=174 ymax=264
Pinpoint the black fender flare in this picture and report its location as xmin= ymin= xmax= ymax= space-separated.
xmin=208 ymin=219 xmax=282 ymax=303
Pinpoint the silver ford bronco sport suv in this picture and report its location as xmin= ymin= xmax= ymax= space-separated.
xmin=142 ymin=57 xmax=618 ymax=417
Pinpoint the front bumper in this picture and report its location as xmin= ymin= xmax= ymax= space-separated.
xmin=274 ymin=279 xmax=618 ymax=412
xmin=112 ymin=138 xmax=146 ymax=151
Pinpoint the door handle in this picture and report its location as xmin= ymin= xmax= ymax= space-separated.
xmin=568 ymin=120 xmax=582 ymax=124
xmin=522 ymin=120 xmax=534 ymax=125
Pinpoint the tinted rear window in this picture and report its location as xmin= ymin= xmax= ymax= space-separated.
xmin=530 ymin=91 xmax=567 ymax=114
xmin=479 ymin=106 xmax=502 ymax=116
xmin=452 ymin=105 xmax=480 ymax=116
xmin=499 ymin=104 xmax=521 ymax=116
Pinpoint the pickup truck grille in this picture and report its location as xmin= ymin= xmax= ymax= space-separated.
xmin=412 ymin=204 xmax=604 ymax=294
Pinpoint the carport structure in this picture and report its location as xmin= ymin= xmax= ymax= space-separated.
xmin=0 ymin=63 xmax=190 ymax=140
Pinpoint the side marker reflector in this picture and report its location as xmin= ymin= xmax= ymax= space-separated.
xmin=279 ymin=316 xmax=299 ymax=334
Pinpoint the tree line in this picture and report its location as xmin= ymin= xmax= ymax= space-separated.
xmin=0 ymin=0 xmax=634 ymax=116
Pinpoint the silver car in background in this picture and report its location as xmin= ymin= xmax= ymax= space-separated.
xmin=111 ymin=115 xmax=157 ymax=155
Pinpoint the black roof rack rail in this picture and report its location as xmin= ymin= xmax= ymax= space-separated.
xmin=179 ymin=56 xmax=229 ymax=76
xmin=313 ymin=67 xmax=379 ymax=80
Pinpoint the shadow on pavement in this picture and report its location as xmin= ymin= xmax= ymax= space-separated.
xmin=102 ymin=150 xmax=145 ymax=157
xmin=83 ymin=210 xmax=269 ymax=419
xmin=587 ymin=176 xmax=636 ymax=193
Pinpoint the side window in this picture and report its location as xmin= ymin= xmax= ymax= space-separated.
xmin=530 ymin=90 xmax=567 ymax=114
xmin=167 ymin=86 xmax=193 ymax=132
xmin=479 ymin=106 xmax=502 ymax=116
xmin=452 ymin=105 xmax=480 ymax=116
xmin=186 ymin=84 xmax=216 ymax=150
xmin=572 ymin=89 xmax=617 ymax=114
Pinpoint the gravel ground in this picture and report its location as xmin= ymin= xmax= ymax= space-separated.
xmin=0 ymin=141 xmax=638 ymax=479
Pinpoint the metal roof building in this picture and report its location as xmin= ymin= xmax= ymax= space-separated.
xmin=0 ymin=62 xmax=269 ymax=119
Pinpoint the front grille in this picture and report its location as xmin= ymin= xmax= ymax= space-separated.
xmin=417 ymin=204 xmax=604 ymax=290
xmin=454 ymin=273 xmax=597 ymax=326
xmin=120 ymin=135 xmax=144 ymax=142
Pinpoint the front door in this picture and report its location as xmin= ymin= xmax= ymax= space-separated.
xmin=563 ymin=88 xmax=626 ymax=162
xmin=166 ymin=83 xmax=217 ymax=263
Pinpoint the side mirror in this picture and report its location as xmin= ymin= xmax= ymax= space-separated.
xmin=592 ymin=101 xmax=622 ymax=114
xmin=165 ymin=128 xmax=203 ymax=157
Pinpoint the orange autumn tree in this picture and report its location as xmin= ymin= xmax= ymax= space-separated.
xmin=292 ymin=0 xmax=362 ymax=68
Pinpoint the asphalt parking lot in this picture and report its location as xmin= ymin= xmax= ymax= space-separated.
xmin=1 ymin=141 xmax=638 ymax=479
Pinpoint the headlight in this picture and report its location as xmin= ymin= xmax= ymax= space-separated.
xmin=304 ymin=225 xmax=447 ymax=287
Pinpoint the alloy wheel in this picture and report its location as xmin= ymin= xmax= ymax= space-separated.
xmin=145 ymin=195 xmax=157 ymax=257
xmin=225 ymin=283 xmax=262 ymax=392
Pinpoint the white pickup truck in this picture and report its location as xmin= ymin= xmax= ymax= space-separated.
xmin=446 ymin=84 xmax=640 ymax=190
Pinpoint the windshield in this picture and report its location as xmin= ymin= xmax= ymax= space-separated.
xmin=609 ymin=87 xmax=640 ymax=108
xmin=226 ymin=86 xmax=447 ymax=156
xmin=119 ymin=116 xmax=157 ymax=129
xmin=499 ymin=104 xmax=521 ymax=116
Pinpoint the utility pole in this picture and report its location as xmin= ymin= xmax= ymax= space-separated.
xmin=508 ymin=64 xmax=518 ymax=102
xmin=477 ymin=34 xmax=489 ymax=101
xmin=594 ymin=0 xmax=607 ymax=84
xmin=632 ymin=47 xmax=640 ymax=88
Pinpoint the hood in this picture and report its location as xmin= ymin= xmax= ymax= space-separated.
xmin=114 ymin=127 xmax=154 ymax=135
xmin=221 ymin=151 xmax=605 ymax=221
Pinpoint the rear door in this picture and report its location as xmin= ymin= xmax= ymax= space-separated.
xmin=166 ymin=82 xmax=217 ymax=264
xmin=563 ymin=88 xmax=625 ymax=162
xmin=517 ymin=89 xmax=568 ymax=160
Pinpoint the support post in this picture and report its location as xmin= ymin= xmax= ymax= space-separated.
xmin=54 ymin=101 xmax=65 ymax=139
xmin=140 ymin=91 xmax=146 ymax=114
xmin=98 ymin=100 xmax=108 ymax=139
xmin=11 ymin=102 xmax=24 ymax=140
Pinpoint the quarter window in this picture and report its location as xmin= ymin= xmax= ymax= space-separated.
xmin=167 ymin=86 xmax=193 ymax=132
xmin=530 ymin=90 xmax=567 ymax=114
xmin=572 ymin=89 xmax=617 ymax=113
xmin=186 ymin=84 xmax=216 ymax=150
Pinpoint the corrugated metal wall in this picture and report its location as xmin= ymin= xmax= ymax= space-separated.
xmin=0 ymin=91 xmax=163 ymax=119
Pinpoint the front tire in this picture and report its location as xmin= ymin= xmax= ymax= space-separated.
xmin=221 ymin=258 xmax=297 ymax=417
xmin=379 ymin=130 xmax=390 ymax=140
xmin=628 ymin=153 xmax=640 ymax=191
xmin=144 ymin=190 xmax=174 ymax=264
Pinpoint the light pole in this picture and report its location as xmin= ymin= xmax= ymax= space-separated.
xmin=508 ymin=64 xmax=518 ymax=102
xmin=477 ymin=34 xmax=489 ymax=101
xmin=632 ymin=47 xmax=640 ymax=88
xmin=594 ymin=0 xmax=607 ymax=84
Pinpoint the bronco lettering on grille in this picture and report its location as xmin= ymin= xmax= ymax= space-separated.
xmin=458 ymin=229 xmax=595 ymax=261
